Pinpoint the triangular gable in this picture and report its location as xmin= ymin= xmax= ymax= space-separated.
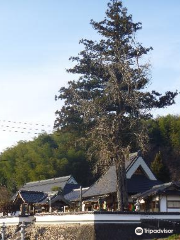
xmin=14 ymin=190 xmax=48 ymax=204
xmin=126 ymin=156 xmax=157 ymax=180
xmin=82 ymin=154 xmax=158 ymax=199
xmin=67 ymin=176 xmax=78 ymax=184
xmin=13 ymin=192 xmax=26 ymax=204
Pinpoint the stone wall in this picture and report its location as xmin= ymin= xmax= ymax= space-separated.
xmin=5 ymin=225 xmax=19 ymax=239
xmin=26 ymin=224 xmax=95 ymax=240
xmin=2 ymin=212 xmax=180 ymax=240
xmin=11 ymin=223 xmax=139 ymax=240
xmin=3 ymin=221 xmax=180 ymax=240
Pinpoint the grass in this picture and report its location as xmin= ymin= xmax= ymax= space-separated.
xmin=154 ymin=234 xmax=180 ymax=240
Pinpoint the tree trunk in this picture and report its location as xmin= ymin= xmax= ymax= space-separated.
xmin=116 ymin=154 xmax=128 ymax=211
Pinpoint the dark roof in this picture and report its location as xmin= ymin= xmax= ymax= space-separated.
xmin=127 ymin=175 xmax=161 ymax=194
xmin=63 ymin=184 xmax=80 ymax=195
xmin=14 ymin=190 xmax=47 ymax=204
xmin=83 ymin=165 xmax=117 ymax=198
xmin=38 ymin=193 xmax=70 ymax=205
xmin=133 ymin=182 xmax=180 ymax=200
xmin=15 ymin=190 xmax=71 ymax=205
xmin=21 ymin=175 xmax=76 ymax=193
xmin=51 ymin=194 xmax=70 ymax=205
xmin=65 ymin=187 xmax=89 ymax=202
xmin=83 ymin=153 xmax=161 ymax=199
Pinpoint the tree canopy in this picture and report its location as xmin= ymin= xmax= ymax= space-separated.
xmin=151 ymin=151 xmax=170 ymax=183
xmin=55 ymin=0 xmax=177 ymax=210
xmin=147 ymin=115 xmax=180 ymax=181
xmin=0 ymin=132 xmax=93 ymax=193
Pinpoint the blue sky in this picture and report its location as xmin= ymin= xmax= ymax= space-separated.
xmin=0 ymin=0 xmax=180 ymax=152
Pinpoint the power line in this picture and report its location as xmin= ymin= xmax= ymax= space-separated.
xmin=0 ymin=128 xmax=45 ymax=135
xmin=0 ymin=119 xmax=53 ymax=128
xmin=0 ymin=124 xmax=48 ymax=131
xmin=0 ymin=119 xmax=54 ymax=135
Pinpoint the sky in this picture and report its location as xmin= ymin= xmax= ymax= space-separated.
xmin=0 ymin=0 xmax=180 ymax=153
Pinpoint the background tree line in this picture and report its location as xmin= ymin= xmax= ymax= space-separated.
xmin=0 ymin=132 xmax=93 ymax=193
xmin=146 ymin=114 xmax=180 ymax=181
xmin=0 ymin=114 xmax=180 ymax=194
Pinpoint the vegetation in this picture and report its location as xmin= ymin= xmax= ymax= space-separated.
xmin=0 ymin=186 xmax=11 ymax=206
xmin=0 ymin=115 xmax=180 ymax=196
xmin=151 ymin=151 xmax=170 ymax=182
xmin=147 ymin=115 xmax=180 ymax=181
xmin=55 ymin=0 xmax=177 ymax=210
xmin=0 ymin=132 xmax=93 ymax=193
xmin=51 ymin=186 xmax=62 ymax=192
xmin=158 ymin=234 xmax=180 ymax=240
xmin=0 ymin=2 xmax=179 ymax=211
xmin=0 ymin=186 xmax=12 ymax=214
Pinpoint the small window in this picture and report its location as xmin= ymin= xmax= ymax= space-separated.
xmin=167 ymin=201 xmax=180 ymax=208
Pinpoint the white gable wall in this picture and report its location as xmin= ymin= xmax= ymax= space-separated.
xmin=160 ymin=196 xmax=167 ymax=212
xmin=167 ymin=195 xmax=180 ymax=212
xmin=126 ymin=156 xmax=157 ymax=180
xmin=67 ymin=176 xmax=77 ymax=184
xmin=159 ymin=195 xmax=180 ymax=212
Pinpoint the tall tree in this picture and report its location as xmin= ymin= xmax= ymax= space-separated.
xmin=0 ymin=186 xmax=12 ymax=214
xmin=55 ymin=0 xmax=177 ymax=210
xmin=151 ymin=152 xmax=170 ymax=182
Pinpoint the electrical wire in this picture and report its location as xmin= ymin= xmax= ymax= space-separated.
xmin=0 ymin=119 xmax=53 ymax=135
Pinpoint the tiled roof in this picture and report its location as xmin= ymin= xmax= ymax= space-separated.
xmin=51 ymin=194 xmax=70 ymax=205
xmin=83 ymin=165 xmax=117 ymax=198
xmin=21 ymin=176 xmax=74 ymax=193
xmin=38 ymin=193 xmax=70 ymax=205
xmin=63 ymin=183 xmax=80 ymax=195
xmin=82 ymin=153 xmax=161 ymax=199
xmin=15 ymin=190 xmax=48 ymax=204
xmin=134 ymin=182 xmax=180 ymax=199
xmin=127 ymin=175 xmax=162 ymax=194
xmin=65 ymin=187 xmax=89 ymax=202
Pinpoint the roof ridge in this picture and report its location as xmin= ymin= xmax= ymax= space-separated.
xmin=90 ymin=152 xmax=138 ymax=185
xmin=24 ymin=175 xmax=71 ymax=185
xmin=20 ymin=190 xmax=45 ymax=194
xmin=125 ymin=153 xmax=139 ymax=172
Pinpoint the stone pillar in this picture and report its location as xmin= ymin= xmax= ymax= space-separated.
xmin=20 ymin=221 xmax=26 ymax=240
xmin=49 ymin=196 xmax=52 ymax=213
xmin=1 ymin=222 xmax=6 ymax=240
